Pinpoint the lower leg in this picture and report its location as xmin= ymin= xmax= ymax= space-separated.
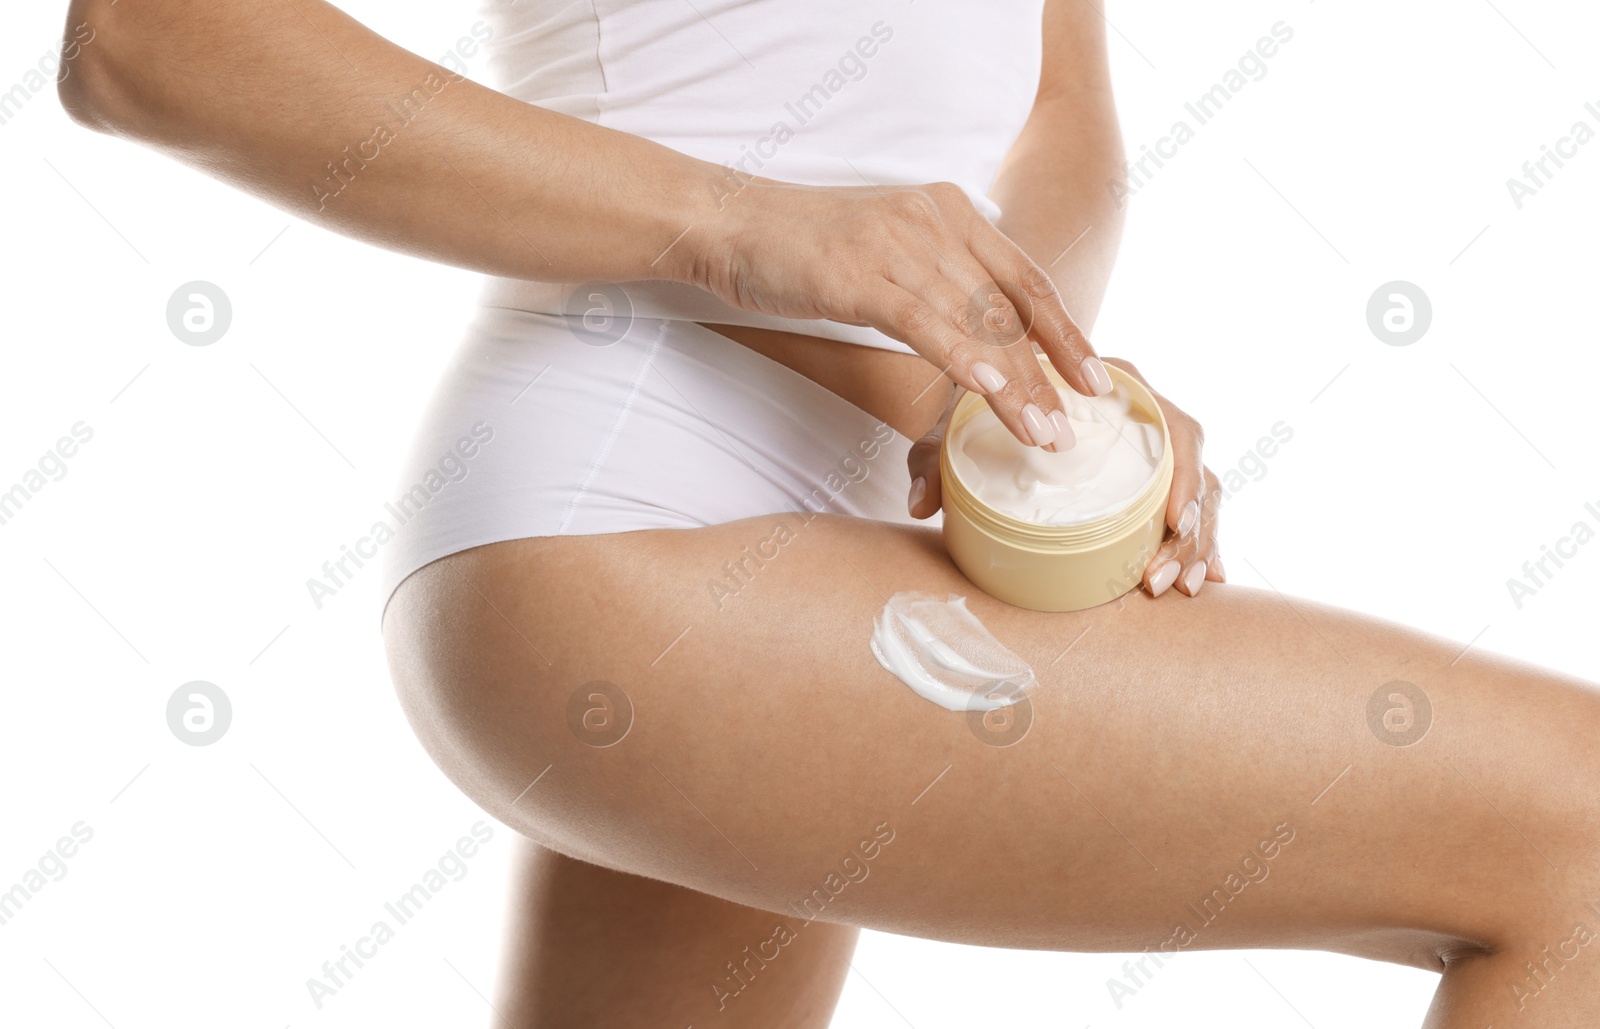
xmin=1427 ymin=912 xmax=1600 ymax=1028
xmin=491 ymin=836 xmax=857 ymax=1028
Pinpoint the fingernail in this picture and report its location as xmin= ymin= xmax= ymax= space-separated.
xmin=1177 ymin=499 xmax=1198 ymax=536
xmin=1021 ymin=403 xmax=1056 ymax=446
xmin=1210 ymin=555 xmax=1226 ymax=581
xmin=908 ymin=476 xmax=926 ymax=516
xmin=1149 ymin=559 xmax=1180 ymax=596
xmin=1182 ymin=560 xmax=1207 ymax=596
xmin=1081 ymin=356 xmax=1113 ymax=396
xmin=1047 ymin=409 xmax=1075 ymax=449
xmin=971 ymin=361 xmax=1007 ymax=394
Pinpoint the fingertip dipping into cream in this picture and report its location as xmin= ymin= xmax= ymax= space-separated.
xmin=1042 ymin=409 xmax=1075 ymax=453
xmin=1080 ymin=356 xmax=1114 ymax=397
xmin=1020 ymin=403 xmax=1056 ymax=447
xmin=950 ymin=383 xmax=1162 ymax=525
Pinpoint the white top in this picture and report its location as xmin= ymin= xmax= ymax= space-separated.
xmin=473 ymin=0 xmax=1047 ymax=355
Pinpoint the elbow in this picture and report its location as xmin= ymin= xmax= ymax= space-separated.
xmin=56 ymin=1 xmax=142 ymax=134
xmin=57 ymin=59 xmax=116 ymax=134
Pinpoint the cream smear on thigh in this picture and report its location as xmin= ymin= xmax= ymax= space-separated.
xmin=869 ymin=591 xmax=1037 ymax=711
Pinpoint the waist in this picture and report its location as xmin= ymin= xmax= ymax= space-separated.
xmin=476 ymin=274 xmax=948 ymax=438
xmin=476 ymin=275 xmax=918 ymax=356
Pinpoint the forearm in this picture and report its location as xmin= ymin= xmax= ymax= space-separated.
xmin=59 ymin=0 xmax=727 ymax=286
xmin=988 ymin=94 xmax=1126 ymax=336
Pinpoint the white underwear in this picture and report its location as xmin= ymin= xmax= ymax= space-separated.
xmin=375 ymin=291 xmax=937 ymax=627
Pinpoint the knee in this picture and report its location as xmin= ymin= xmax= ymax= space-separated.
xmin=1535 ymin=693 xmax=1600 ymax=874
xmin=1476 ymin=686 xmax=1600 ymax=946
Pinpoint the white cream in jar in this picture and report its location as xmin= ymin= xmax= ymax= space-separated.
xmin=949 ymin=380 xmax=1164 ymax=526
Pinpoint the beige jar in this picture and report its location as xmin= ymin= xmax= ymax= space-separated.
xmin=939 ymin=356 xmax=1174 ymax=612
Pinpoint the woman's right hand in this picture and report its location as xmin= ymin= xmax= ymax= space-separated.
xmin=691 ymin=178 xmax=1115 ymax=450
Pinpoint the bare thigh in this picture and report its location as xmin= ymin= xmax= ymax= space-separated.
xmin=384 ymin=513 xmax=1600 ymax=1026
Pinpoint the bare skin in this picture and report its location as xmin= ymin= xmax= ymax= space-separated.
xmin=384 ymin=509 xmax=1600 ymax=1028
xmin=62 ymin=0 xmax=1600 ymax=1025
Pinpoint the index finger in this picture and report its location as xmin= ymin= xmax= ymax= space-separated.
xmin=965 ymin=223 xmax=1113 ymax=400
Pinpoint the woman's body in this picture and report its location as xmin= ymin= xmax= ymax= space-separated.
xmin=59 ymin=1 xmax=1600 ymax=1026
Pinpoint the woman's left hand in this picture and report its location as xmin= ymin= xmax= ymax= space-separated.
xmin=906 ymin=356 xmax=1226 ymax=598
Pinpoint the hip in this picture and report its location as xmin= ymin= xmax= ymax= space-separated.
xmin=374 ymin=307 xmax=938 ymax=624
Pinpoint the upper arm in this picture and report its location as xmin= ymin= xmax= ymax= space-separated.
xmin=1037 ymin=0 xmax=1116 ymax=103
xmin=1007 ymin=0 xmax=1122 ymax=162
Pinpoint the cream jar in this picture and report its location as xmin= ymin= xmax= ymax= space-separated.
xmin=939 ymin=355 xmax=1174 ymax=612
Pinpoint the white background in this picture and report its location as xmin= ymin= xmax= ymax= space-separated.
xmin=3 ymin=0 xmax=1597 ymax=1026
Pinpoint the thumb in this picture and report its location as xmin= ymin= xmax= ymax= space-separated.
xmin=907 ymin=383 xmax=964 ymax=518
